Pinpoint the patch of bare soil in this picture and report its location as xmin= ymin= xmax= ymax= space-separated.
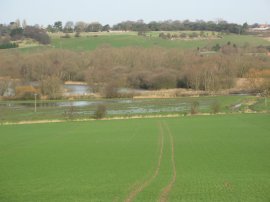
xmin=1 ymin=120 xmax=65 ymax=125
xmin=134 ymin=88 xmax=207 ymax=99
xmin=64 ymin=81 xmax=88 ymax=85
xmin=0 ymin=115 xmax=180 ymax=126
xmin=124 ymin=122 xmax=165 ymax=202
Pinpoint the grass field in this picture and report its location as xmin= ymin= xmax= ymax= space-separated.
xmin=0 ymin=113 xmax=270 ymax=201
xmin=48 ymin=32 xmax=270 ymax=51
xmin=12 ymin=31 xmax=270 ymax=53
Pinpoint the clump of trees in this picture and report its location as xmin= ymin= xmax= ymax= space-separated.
xmin=44 ymin=19 xmax=248 ymax=34
xmin=0 ymin=20 xmax=50 ymax=47
xmin=15 ymin=85 xmax=39 ymax=100
xmin=1 ymin=46 xmax=270 ymax=99
xmin=47 ymin=21 xmax=107 ymax=33
xmin=40 ymin=76 xmax=62 ymax=99
xmin=112 ymin=20 xmax=248 ymax=34
xmin=159 ymin=31 xmax=219 ymax=40
xmin=0 ymin=42 xmax=18 ymax=49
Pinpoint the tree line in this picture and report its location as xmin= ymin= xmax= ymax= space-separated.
xmin=0 ymin=45 xmax=269 ymax=98
xmin=113 ymin=20 xmax=248 ymax=34
xmin=46 ymin=19 xmax=248 ymax=34
xmin=0 ymin=19 xmax=248 ymax=34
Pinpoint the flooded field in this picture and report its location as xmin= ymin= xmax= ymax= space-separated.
xmin=1 ymin=95 xmax=267 ymax=123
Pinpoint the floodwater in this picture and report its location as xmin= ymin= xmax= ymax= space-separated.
xmin=63 ymin=84 xmax=91 ymax=96
xmin=0 ymin=98 xmax=209 ymax=116
xmin=4 ymin=84 xmax=91 ymax=97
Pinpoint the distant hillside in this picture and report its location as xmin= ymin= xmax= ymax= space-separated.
xmin=48 ymin=31 xmax=270 ymax=51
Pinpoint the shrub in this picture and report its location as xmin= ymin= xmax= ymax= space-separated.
xmin=64 ymin=105 xmax=76 ymax=119
xmin=61 ymin=33 xmax=71 ymax=38
xmin=103 ymin=84 xmax=119 ymax=98
xmin=75 ymin=32 xmax=81 ymax=37
xmin=180 ymin=33 xmax=187 ymax=38
xmin=0 ymin=42 xmax=18 ymax=49
xmin=24 ymin=26 xmax=51 ymax=44
xmin=40 ymin=76 xmax=62 ymax=99
xmin=128 ymin=72 xmax=152 ymax=90
xmin=150 ymin=72 xmax=177 ymax=89
xmin=15 ymin=85 xmax=39 ymax=100
xmin=190 ymin=101 xmax=199 ymax=114
xmin=211 ymin=100 xmax=221 ymax=114
xmin=212 ymin=43 xmax=221 ymax=51
xmin=94 ymin=104 xmax=107 ymax=119
xmin=0 ymin=79 xmax=9 ymax=96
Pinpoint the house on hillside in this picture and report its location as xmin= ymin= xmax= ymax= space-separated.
xmin=250 ymin=24 xmax=270 ymax=32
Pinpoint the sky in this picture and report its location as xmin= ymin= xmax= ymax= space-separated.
xmin=0 ymin=0 xmax=269 ymax=26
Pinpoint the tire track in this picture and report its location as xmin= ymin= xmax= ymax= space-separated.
xmin=158 ymin=121 xmax=177 ymax=202
xmin=124 ymin=122 xmax=165 ymax=202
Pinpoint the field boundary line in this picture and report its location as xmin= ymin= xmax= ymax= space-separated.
xmin=1 ymin=112 xmax=267 ymax=126
xmin=158 ymin=121 xmax=177 ymax=202
xmin=0 ymin=114 xmax=180 ymax=126
xmin=124 ymin=122 xmax=165 ymax=202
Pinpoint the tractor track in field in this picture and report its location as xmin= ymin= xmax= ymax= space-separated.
xmin=158 ymin=121 xmax=177 ymax=202
xmin=124 ymin=122 xmax=165 ymax=202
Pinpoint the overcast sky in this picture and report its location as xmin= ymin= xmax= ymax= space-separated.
xmin=1 ymin=0 xmax=269 ymax=26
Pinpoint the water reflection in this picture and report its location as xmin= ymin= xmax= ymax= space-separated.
xmin=0 ymin=99 xmax=192 ymax=115
xmin=63 ymin=84 xmax=91 ymax=96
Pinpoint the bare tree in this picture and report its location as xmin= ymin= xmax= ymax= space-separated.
xmin=40 ymin=76 xmax=62 ymax=99
xmin=0 ymin=79 xmax=9 ymax=96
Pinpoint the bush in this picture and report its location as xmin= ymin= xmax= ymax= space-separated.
xmin=94 ymin=104 xmax=107 ymax=119
xmin=190 ymin=101 xmax=199 ymax=114
xmin=0 ymin=42 xmax=18 ymax=49
xmin=211 ymin=100 xmax=221 ymax=114
xmin=150 ymin=72 xmax=177 ymax=89
xmin=24 ymin=26 xmax=51 ymax=44
xmin=189 ymin=32 xmax=198 ymax=38
xmin=64 ymin=105 xmax=76 ymax=119
xmin=128 ymin=72 xmax=152 ymax=90
xmin=61 ymin=33 xmax=71 ymax=38
xmin=75 ymin=32 xmax=81 ymax=37
xmin=212 ymin=43 xmax=221 ymax=51
xmin=40 ymin=76 xmax=62 ymax=99
xmin=103 ymin=84 xmax=119 ymax=98
xmin=15 ymin=85 xmax=39 ymax=100
xmin=0 ymin=79 xmax=9 ymax=96
xmin=180 ymin=33 xmax=187 ymax=38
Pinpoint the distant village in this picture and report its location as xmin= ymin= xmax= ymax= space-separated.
xmin=250 ymin=24 xmax=270 ymax=32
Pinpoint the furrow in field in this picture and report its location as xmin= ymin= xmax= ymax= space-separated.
xmin=158 ymin=121 xmax=177 ymax=202
xmin=124 ymin=122 xmax=165 ymax=202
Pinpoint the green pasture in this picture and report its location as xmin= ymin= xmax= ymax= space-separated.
xmin=9 ymin=31 xmax=269 ymax=53
xmin=50 ymin=32 xmax=270 ymax=51
xmin=0 ymin=113 xmax=270 ymax=201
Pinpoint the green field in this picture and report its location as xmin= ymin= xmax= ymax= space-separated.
xmin=1 ymin=114 xmax=270 ymax=201
xmin=47 ymin=32 xmax=270 ymax=51
xmin=13 ymin=31 xmax=270 ymax=53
